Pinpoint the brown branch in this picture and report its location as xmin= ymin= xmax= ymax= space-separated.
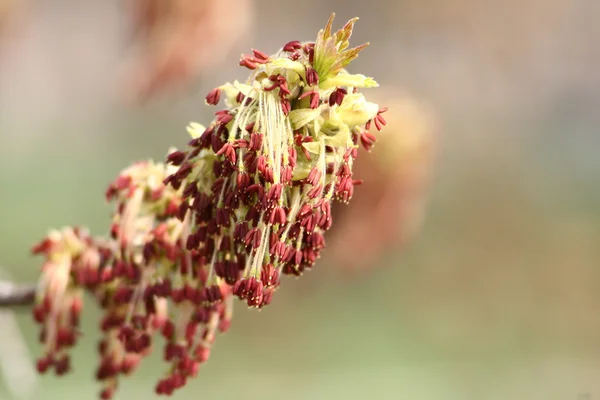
xmin=0 ymin=280 xmax=36 ymax=307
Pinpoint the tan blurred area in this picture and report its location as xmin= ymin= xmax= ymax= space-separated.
xmin=328 ymin=91 xmax=436 ymax=271
xmin=0 ymin=0 xmax=24 ymax=38
xmin=0 ymin=1 xmax=599 ymax=399
xmin=124 ymin=0 xmax=252 ymax=101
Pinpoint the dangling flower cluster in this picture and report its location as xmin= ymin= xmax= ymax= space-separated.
xmin=32 ymin=227 xmax=90 ymax=378
xmin=33 ymin=160 xmax=233 ymax=398
xmin=165 ymin=14 xmax=386 ymax=308
xmin=31 ymin=14 xmax=386 ymax=399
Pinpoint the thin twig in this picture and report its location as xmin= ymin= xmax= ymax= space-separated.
xmin=0 ymin=281 xmax=36 ymax=307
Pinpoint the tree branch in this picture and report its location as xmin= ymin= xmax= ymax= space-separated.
xmin=0 ymin=281 xmax=36 ymax=307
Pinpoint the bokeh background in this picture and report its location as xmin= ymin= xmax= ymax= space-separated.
xmin=1 ymin=0 xmax=599 ymax=399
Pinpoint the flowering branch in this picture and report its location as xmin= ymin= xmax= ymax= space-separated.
xmin=0 ymin=280 xmax=36 ymax=307
xmin=29 ymin=14 xmax=388 ymax=399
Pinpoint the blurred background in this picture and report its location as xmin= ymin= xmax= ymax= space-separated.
xmin=1 ymin=0 xmax=599 ymax=399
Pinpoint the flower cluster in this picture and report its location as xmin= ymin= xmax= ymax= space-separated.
xmin=165 ymin=14 xmax=386 ymax=308
xmin=33 ymin=160 xmax=233 ymax=398
xmin=31 ymin=14 xmax=386 ymax=398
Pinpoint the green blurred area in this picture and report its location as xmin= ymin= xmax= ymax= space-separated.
xmin=1 ymin=1 xmax=600 ymax=399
